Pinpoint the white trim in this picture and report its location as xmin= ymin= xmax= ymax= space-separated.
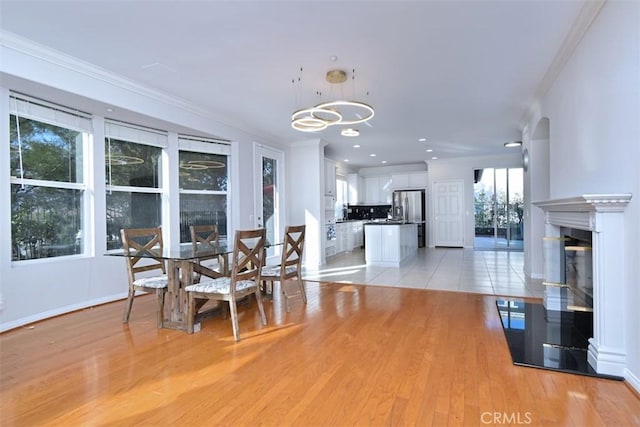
xmin=9 ymin=178 xmax=85 ymax=190
xmin=106 ymin=185 xmax=163 ymax=194
xmin=522 ymin=0 xmax=607 ymax=126
xmin=105 ymin=120 xmax=168 ymax=147
xmin=179 ymin=189 xmax=226 ymax=196
xmin=10 ymin=93 xmax=93 ymax=133
xmin=0 ymin=292 xmax=128 ymax=333
xmin=535 ymin=193 xmax=631 ymax=377
xmin=624 ymin=368 xmax=640 ymax=395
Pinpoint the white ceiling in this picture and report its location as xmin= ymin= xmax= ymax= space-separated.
xmin=0 ymin=1 xmax=586 ymax=168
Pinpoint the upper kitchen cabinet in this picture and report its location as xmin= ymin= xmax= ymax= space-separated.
xmin=324 ymin=159 xmax=337 ymax=196
xmin=347 ymin=173 xmax=364 ymax=204
xmin=391 ymin=172 xmax=428 ymax=190
xmin=364 ymin=175 xmax=392 ymax=204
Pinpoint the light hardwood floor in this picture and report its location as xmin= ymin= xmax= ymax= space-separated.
xmin=1 ymin=280 xmax=638 ymax=426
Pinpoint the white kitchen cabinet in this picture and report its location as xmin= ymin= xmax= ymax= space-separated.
xmin=335 ymin=222 xmax=348 ymax=253
xmin=347 ymin=173 xmax=364 ymax=203
xmin=324 ymin=159 xmax=337 ymax=196
xmin=364 ymin=175 xmax=392 ymax=203
xmin=391 ymin=172 xmax=428 ymax=190
xmin=364 ymin=223 xmax=418 ymax=267
xmin=391 ymin=173 xmax=409 ymax=189
xmin=345 ymin=220 xmax=363 ymax=251
xmin=409 ymin=172 xmax=427 ymax=188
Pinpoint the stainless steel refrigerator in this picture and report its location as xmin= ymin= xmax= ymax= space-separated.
xmin=392 ymin=189 xmax=426 ymax=247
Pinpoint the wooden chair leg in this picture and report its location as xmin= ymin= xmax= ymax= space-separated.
xmin=229 ymin=300 xmax=240 ymax=341
xmin=255 ymin=290 xmax=267 ymax=325
xmin=279 ymin=279 xmax=291 ymax=312
xmin=123 ymin=289 xmax=135 ymax=323
xmin=297 ymin=276 xmax=307 ymax=304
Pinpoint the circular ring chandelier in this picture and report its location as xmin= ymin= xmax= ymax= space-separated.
xmin=291 ymin=107 xmax=342 ymax=132
xmin=291 ymin=68 xmax=374 ymax=133
xmin=313 ymin=100 xmax=375 ymax=126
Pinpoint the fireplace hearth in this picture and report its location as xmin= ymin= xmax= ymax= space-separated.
xmin=534 ymin=194 xmax=631 ymax=377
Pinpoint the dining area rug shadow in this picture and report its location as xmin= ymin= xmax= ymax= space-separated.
xmin=495 ymin=299 xmax=622 ymax=380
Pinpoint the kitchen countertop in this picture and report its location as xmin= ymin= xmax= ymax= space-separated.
xmin=363 ymin=220 xmax=416 ymax=225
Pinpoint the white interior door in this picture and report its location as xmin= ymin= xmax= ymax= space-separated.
xmin=254 ymin=144 xmax=284 ymax=264
xmin=433 ymin=179 xmax=464 ymax=247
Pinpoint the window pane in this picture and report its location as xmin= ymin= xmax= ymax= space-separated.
xmin=11 ymin=185 xmax=83 ymax=261
xmin=106 ymin=191 xmax=162 ymax=250
xmin=179 ymin=151 xmax=227 ymax=191
xmin=179 ymin=194 xmax=227 ymax=243
xmin=106 ymin=138 xmax=162 ymax=188
xmin=10 ymin=115 xmax=83 ymax=183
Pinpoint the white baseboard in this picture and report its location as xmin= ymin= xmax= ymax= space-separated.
xmin=0 ymin=292 xmax=127 ymax=333
xmin=624 ymin=368 xmax=640 ymax=395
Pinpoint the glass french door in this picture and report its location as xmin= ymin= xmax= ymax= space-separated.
xmin=473 ymin=167 xmax=524 ymax=250
xmin=254 ymin=144 xmax=284 ymax=263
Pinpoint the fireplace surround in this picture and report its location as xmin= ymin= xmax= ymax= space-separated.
xmin=534 ymin=194 xmax=631 ymax=377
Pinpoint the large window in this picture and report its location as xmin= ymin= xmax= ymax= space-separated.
xmin=9 ymin=95 xmax=92 ymax=261
xmin=105 ymin=122 xmax=166 ymax=249
xmin=178 ymin=137 xmax=230 ymax=243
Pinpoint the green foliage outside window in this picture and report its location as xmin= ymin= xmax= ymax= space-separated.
xmin=10 ymin=115 xmax=84 ymax=260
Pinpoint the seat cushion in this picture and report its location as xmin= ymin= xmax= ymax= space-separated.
xmin=133 ymin=275 xmax=168 ymax=289
xmin=261 ymin=265 xmax=298 ymax=278
xmin=185 ymin=277 xmax=257 ymax=294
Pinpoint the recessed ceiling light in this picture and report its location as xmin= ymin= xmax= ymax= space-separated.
xmin=106 ymin=108 xmax=113 ymax=112
xmin=426 ymin=149 xmax=433 ymax=152
xmin=418 ymin=138 xmax=427 ymax=142
xmin=369 ymin=153 xmax=376 ymax=157
xmin=353 ymin=144 xmax=361 ymax=148
xmin=344 ymin=159 xmax=349 ymax=162
xmin=381 ymin=160 xmax=387 ymax=164
xmin=504 ymin=141 xmax=522 ymax=148
xmin=431 ymin=156 xmax=438 ymax=160
xmin=341 ymin=128 xmax=360 ymax=137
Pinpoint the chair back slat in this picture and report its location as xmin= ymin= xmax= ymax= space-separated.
xmin=120 ymin=228 xmax=166 ymax=281
xmin=230 ymin=228 xmax=266 ymax=295
xmin=190 ymin=225 xmax=220 ymax=253
xmin=281 ymin=225 xmax=305 ymax=269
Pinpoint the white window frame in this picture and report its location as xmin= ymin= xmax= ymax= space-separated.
xmin=178 ymin=135 xmax=231 ymax=240
xmin=104 ymin=121 xmax=168 ymax=250
xmin=9 ymin=94 xmax=93 ymax=263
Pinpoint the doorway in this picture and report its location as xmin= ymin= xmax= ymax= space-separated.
xmin=473 ymin=168 xmax=523 ymax=251
xmin=254 ymin=144 xmax=284 ymax=264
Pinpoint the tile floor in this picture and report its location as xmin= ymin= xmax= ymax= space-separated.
xmin=303 ymin=247 xmax=544 ymax=299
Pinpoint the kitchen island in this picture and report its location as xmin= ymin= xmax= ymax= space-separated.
xmin=364 ymin=221 xmax=418 ymax=267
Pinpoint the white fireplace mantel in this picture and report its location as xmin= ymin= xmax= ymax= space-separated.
xmin=533 ymin=193 xmax=632 ymax=377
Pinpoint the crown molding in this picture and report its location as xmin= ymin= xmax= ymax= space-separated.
xmin=0 ymin=30 xmax=279 ymax=143
xmin=0 ymin=30 xmax=214 ymax=117
xmin=521 ymin=0 xmax=607 ymax=127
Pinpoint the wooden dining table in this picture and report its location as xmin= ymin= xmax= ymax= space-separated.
xmin=107 ymin=240 xmax=280 ymax=331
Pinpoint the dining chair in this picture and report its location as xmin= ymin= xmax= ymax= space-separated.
xmin=189 ymin=224 xmax=224 ymax=282
xmin=261 ymin=224 xmax=307 ymax=312
xmin=185 ymin=228 xmax=267 ymax=340
xmin=120 ymin=227 xmax=168 ymax=328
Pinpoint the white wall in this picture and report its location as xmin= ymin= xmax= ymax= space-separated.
xmin=0 ymin=40 xmax=287 ymax=330
xmin=426 ymin=153 xmax=522 ymax=248
xmin=288 ymin=140 xmax=325 ymax=269
xmin=525 ymin=0 xmax=640 ymax=391
xmin=523 ymin=117 xmax=550 ymax=279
